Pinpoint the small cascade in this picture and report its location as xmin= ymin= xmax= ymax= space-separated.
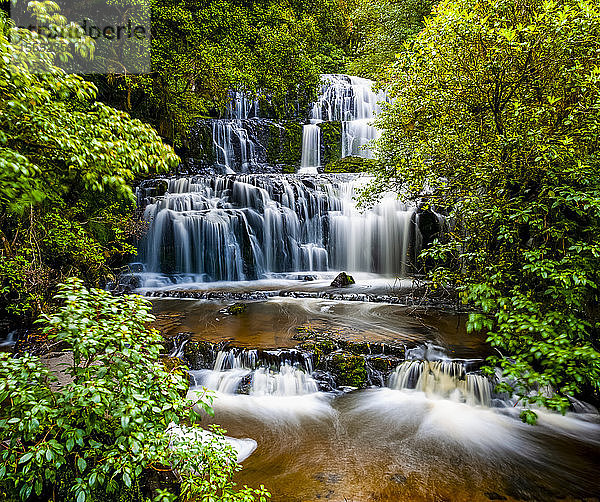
xmin=299 ymin=74 xmax=387 ymax=174
xmin=388 ymin=360 xmax=493 ymax=406
xmin=299 ymin=124 xmax=321 ymax=174
xmin=208 ymin=92 xmax=265 ymax=173
xmin=0 ymin=330 xmax=17 ymax=347
xmin=138 ymin=175 xmax=416 ymax=283
xmin=190 ymin=348 xmax=318 ymax=396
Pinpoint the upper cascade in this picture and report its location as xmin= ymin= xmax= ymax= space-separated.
xmin=192 ymin=74 xmax=388 ymax=174
xmin=300 ymin=74 xmax=388 ymax=174
xmin=310 ymin=74 xmax=387 ymax=123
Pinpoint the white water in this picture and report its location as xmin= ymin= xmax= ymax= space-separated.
xmin=299 ymin=123 xmax=321 ymax=174
xmin=388 ymin=360 xmax=493 ymax=407
xmin=298 ymin=74 xmax=387 ymax=174
xmin=138 ymin=175 xmax=416 ymax=284
xmin=186 ymin=344 xmax=600 ymax=500
xmin=211 ymin=92 xmax=261 ymax=173
xmin=190 ymin=348 xmax=318 ymax=396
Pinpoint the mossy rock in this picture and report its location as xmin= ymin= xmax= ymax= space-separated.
xmin=266 ymin=120 xmax=302 ymax=167
xmin=330 ymin=272 xmax=355 ymax=287
xmin=297 ymin=338 xmax=340 ymax=367
xmin=368 ymin=355 xmax=402 ymax=372
xmin=183 ymin=340 xmax=216 ymax=369
xmin=323 ymin=155 xmax=377 ymax=173
xmin=318 ymin=121 xmax=342 ymax=165
xmin=326 ymin=351 xmax=368 ymax=388
xmin=224 ymin=302 xmax=248 ymax=315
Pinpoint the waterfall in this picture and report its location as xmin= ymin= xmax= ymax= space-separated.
xmin=210 ymin=92 xmax=263 ymax=173
xmin=299 ymin=123 xmax=321 ymax=174
xmin=190 ymin=348 xmax=318 ymax=396
xmin=139 ymin=175 xmax=416 ymax=283
xmin=298 ymin=74 xmax=387 ymax=174
xmin=388 ymin=360 xmax=493 ymax=407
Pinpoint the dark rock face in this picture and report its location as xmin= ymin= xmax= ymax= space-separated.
xmin=183 ymin=340 xmax=219 ymax=369
xmin=330 ymin=272 xmax=355 ymax=288
xmin=416 ymin=209 xmax=442 ymax=248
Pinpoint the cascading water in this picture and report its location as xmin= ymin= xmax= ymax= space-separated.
xmin=210 ymin=92 xmax=263 ymax=173
xmin=299 ymin=74 xmax=387 ymax=174
xmin=138 ymin=175 xmax=416 ymax=285
xmin=190 ymin=348 xmax=318 ymax=396
xmin=388 ymin=360 xmax=493 ymax=407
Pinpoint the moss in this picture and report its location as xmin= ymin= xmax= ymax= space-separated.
xmin=327 ymin=351 xmax=368 ymax=388
xmin=183 ymin=340 xmax=216 ymax=369
xmin=266 ymin=120 xmax=302 ymax=169
xmin=318 ymin=121 xmax=342 ymax=165
xmin=224 ymin=302 xmax=248 ymax=315
xmin=368 ymin=356 xmax=401 ymax=372
xmin=324 ymin=155 xmax=377 ymax=173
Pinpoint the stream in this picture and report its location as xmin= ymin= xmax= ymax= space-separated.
xmin=132 ymin=74 xmax=600 ymax=501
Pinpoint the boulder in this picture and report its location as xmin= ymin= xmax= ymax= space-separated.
xmin=330 ymin=272 xmax=355 ymax=288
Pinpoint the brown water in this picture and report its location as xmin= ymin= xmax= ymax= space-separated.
xmin=199 ymin=389 xmax=600 ymax=502
xmin=153 ymin=297 xmax=600 ymax=502
xmin=152 ymin=297 xmax=490 ymax=358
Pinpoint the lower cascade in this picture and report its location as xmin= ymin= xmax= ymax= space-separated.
xmin=184 ymin=342 xmax=499 ymax=408
xmin=190 ymin=348 xmax=318 ymax=396
xmin=388 ymin=360 xmax=493 ymax=406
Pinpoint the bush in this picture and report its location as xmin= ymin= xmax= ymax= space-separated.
xmin=0 ymin=279 xmax=269 ymax=501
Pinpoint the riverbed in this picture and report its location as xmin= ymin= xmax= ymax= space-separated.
xmin=151 ymin=293 xmax=600 ymax=502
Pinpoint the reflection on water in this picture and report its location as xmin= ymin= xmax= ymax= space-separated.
xmin=152 ymin=297 xmax=490 ymax=358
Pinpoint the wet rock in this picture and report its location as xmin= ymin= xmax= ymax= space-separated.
xmin=330 ymin=272 xmax=355 ymax=288
xmin=183 ymin=340 xmax=218 ymax=369
xmin=368 ymin=355 xmax=403 ymax=372
xmin=326 ymin=351 xmax=368 ymax=388
xmin=223 ymin=302 xmax=248 ymax=315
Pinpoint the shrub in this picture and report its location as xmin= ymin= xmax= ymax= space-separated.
xmin=0 ymin=278 xmax=269 ymax=501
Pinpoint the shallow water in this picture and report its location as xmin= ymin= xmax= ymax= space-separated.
xmin=153 ymin=295 xmax=600 ymax=501
xmin=189 ymin=387 xmax=600 ymax=502
xmin=152 ymin=296 xmax=489 ymax=358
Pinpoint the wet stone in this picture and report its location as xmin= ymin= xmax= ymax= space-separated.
xmin=222 ymin=302 xmax=248 ymax=315
xmin=330 ymin=272 xmax=355 ymax=288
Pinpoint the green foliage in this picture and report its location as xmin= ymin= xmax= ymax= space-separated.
xmin=0 ymin=10 xmax=178 ymax=318
xmin=323 ymin=155 xmax=376 ymax=173
xmin=372 ymin=0 xmax=600 ymax=418
xmin=101 ymin=0 xmax=355 ymax=146
xmin=346 ymin=0 xmax=434 ymax=79
xmin=0 ymin=279 xmax=270 ymax=502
